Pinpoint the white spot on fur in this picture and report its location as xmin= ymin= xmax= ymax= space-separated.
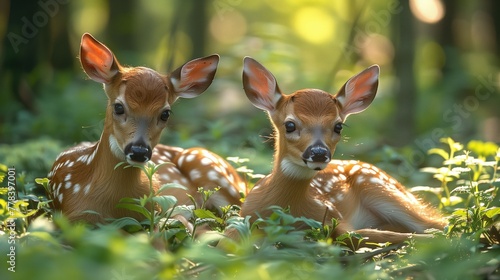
xmin=207 ymin=170 xmax=220 ymax=181
xmin=64 ymin=182 xmax=72 ymax=189
xmin=213 ymin=165 xmax=223 ymax=173
xmin=159 ymin=155 xmax=168 ymax=161
xmin=162 ymin=151 xmax=172 ymax=159
xmin=335 ymin=193 xmax=345 ymax=202
xmin=180 ymin=177 xmax=190 ymax=186
xmin=73 ymin=184 xmax=81 ymax=194
xmin=218 ymin=179 xmax=230 ymax=189
xmin=323 ymin=180 xmax=334 ymax=192
xmin=361 ymin=163 xmax=372 ymax=169
xmin=64 ymin=174 xmax=71 ymax=182
xmin=58 ymin=193 xmax=63 ymax=203
xmin=83 ymin=184 xmax=91 ymax=195
xmin=177 ymin=155 xmax=186 ymax=167
xmin=87 ymin=149 xmax=97 ymax=164
xmin=349 ymin=164 xmax=362 ymax=175
xmin=189 ymin=169 xmax=202 ymax=181
xmin=201 ymin=157 xmax=212 ymax=166
xmin=77 ymin=154 xmax=88 ymax=163
xmin=55 ymin=149 xmax=75 ymax=162
xmin=186 ymin=154 xmax=196 ymax=163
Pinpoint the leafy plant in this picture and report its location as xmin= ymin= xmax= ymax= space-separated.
xmin=422 ymin=137 xmax=499 ymax=244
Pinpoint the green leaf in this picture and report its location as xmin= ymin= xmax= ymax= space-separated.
xmin=484 ymin=207 xmax=500 ymax=219
xmin=35 ymin=177 xmax=49 ymax=185
xmin=441 ymin=196 xmax=463 ymax=207
xmin=451 ymin=208 xmax=468 ymax=217
xmin=158 ymin=183 xmax=187 ymax=194
xmin=162 ymin=228 xmax=187 ymax=240
xmin=116 ymin=203 xmax=151 ymax=219
xmin=296 ymin=216 xmax=322 ymax=229
xmin=428 ymin=148 xmax=449 ymax=160
xmin=193 ymin=209 xmax=223 ymax=224
xmin=114 ymin=161 xmax=129 ymax=170
xmin=151 ymin=195 xmax=177 ymax=212
xmin=226 ymin=157 xmax=249 ymax=164
xmin=119 ymin=197 xmax=141 ymax=204
xmin=109 ymin=217 xmax=143 ymax=232
xmin=467 ymin=140 xmax=499 ymax=157
xmin=81 ymin=210 xmax=102 ymax=216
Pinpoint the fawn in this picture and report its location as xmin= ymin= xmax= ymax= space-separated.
xmin=47 ymin=33 xmax=245 ymax=224
xmin=238 ymin=57 xmax=446 ymax=247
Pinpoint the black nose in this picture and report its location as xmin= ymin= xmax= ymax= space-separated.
xmin=125 ymin=142 xmax=152 ymax=163
xmin=302 ymin=144 xmax=331 ymax=163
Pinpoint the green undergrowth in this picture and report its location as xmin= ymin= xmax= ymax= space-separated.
xmin=0 ymin=138 xmax=498 ymax=279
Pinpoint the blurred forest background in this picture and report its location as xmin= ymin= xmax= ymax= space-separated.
xmin=0 ymin=0 xmax=499 ymax=185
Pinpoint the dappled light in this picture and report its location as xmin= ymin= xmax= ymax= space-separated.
xmin=410 ymin=0 xmax=445 ymax=24
xmin=358 ymin=33 xmax=395 ymax=65
xmin=210 ymin=10 xmax=247 ymax=44
xmin=293 ymin=6 xmax=336 ymax=44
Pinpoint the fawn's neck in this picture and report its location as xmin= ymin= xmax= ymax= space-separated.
xmin=243 ymin=153 xmax=322 ymax=219
xmin=90 ymin=131 xmax=145 ymax=191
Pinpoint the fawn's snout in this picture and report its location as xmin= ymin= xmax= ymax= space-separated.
xmin=302 ymin=142 xmax=331 ymax=170
xmin=125 ymin=141 xmax=152 ymax=164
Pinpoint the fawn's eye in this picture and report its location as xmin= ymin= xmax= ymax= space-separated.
xmin=114 ymin=103 xmax=125 ymax=115
xmin=334 ymin=123 xmax=343 ymax=134
xmin=284 ymin=121 xmax=296 ymax=133
xmin=160 ymin=110 xmax=171 ymax=121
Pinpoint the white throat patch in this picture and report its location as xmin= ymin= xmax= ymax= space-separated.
xmin=280 ymin=157 xmax=317 ymax=180
xmin=109 ymin=135 xmax=126 ymax=161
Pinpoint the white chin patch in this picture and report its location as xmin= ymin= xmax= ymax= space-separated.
xmin=280 ymin=157 xmax=317 ymax=179
xmin=305 ymin=162 xmax=328 ymax=171
xmin=108 ymin=135 xmax=126 ymax=161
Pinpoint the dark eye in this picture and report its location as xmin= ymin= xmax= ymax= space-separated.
xmin=114 ymin=103 xmax=125 ymax=115
xmin=334 ymin=123 xmax=343 ymax=134
xmin=284 ymin=121 xmax=296 ymax=133
xmin=160 ymin=110 xmax=171 ymax=121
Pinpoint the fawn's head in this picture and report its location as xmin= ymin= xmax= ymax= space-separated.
xmin=79 ymin=33 xmax=219 ymax=165
xmin=242 ymin=57 xmax=379 ymax=178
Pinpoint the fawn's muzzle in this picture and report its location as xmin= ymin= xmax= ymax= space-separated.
xmin=125 ymin=141 xmax=152 ymax=163
xmin=302 ymin=143 xmax=331 ymax=170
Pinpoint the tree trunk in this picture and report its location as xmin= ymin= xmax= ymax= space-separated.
xmin=391 ymin=0 xmax=416 ymax=146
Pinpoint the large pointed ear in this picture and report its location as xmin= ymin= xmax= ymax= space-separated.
xmin=335 ymin=65 xmax=379 ymax=120
xmin=242 ymin=57 xmax=283 ymax=112
xmin=80 ymin=33 xmax=120 ymax=84
xmin=169 ymin=54 xmax=219 ymax=98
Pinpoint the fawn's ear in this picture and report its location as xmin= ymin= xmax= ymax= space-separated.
xmin=242 ymin=57 xmax=283 ymax=112
xmin=80 ymin=33 xmax=120 ymax=84
xmin=169 ymin=54 xmax=219 ymax=99
xmin=335 ymin=65 xmax=379 ymax=120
